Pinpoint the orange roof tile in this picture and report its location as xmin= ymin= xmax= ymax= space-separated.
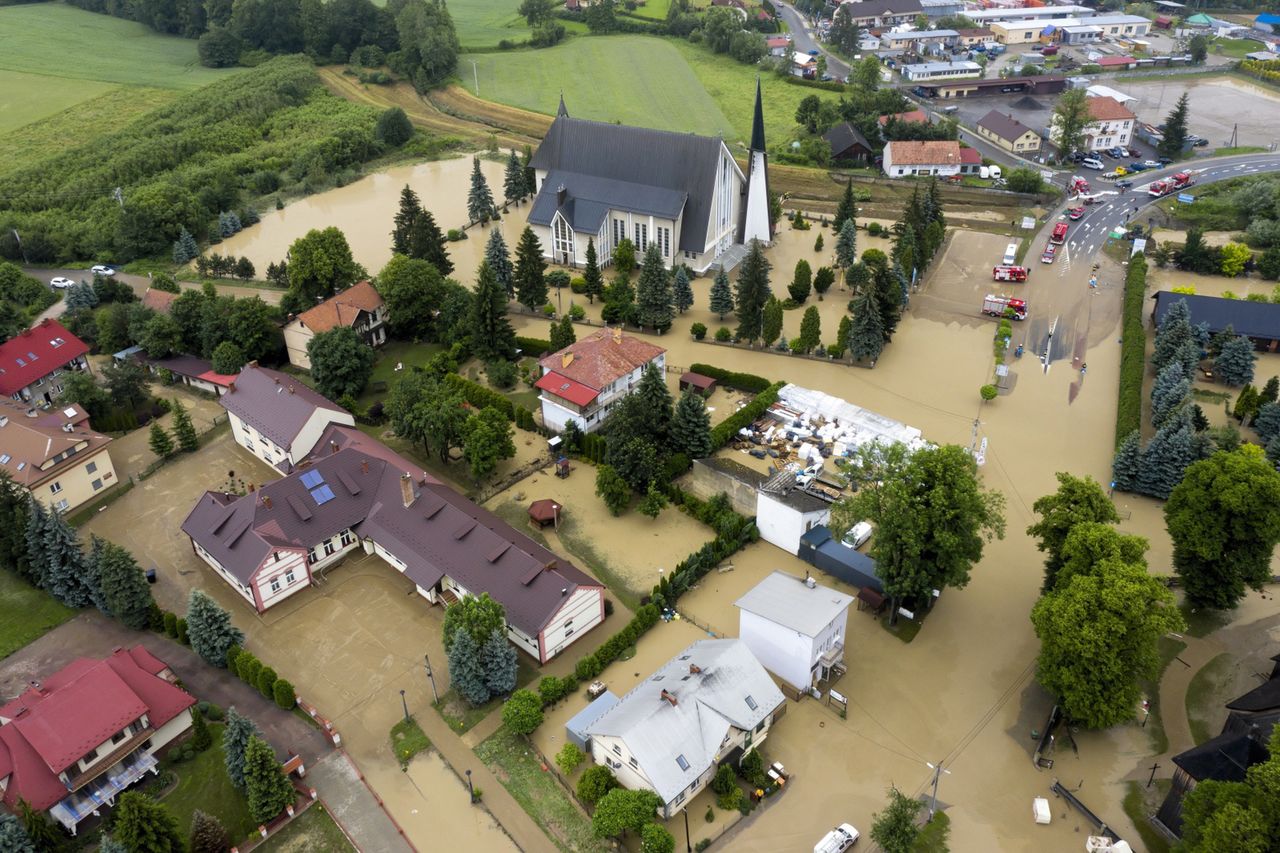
xmin=141 ymin=288 xmax=178 ymax=315
xmin=1086 ymin=95 xmax=1136 ymax=122
xmin=886 ymin=140 xmax=963 ymax=166
xmin=296 ymin=281 xmax=384 ymax=334
xmin=538 ymin=329 xmax=665 ymax=390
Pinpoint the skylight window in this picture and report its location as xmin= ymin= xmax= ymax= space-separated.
xmin=51 ymin=338 xmax=64 ymax=348
xmin=675 ymin=754 xmax=690 ymax=771
xmin=0 ymin=454 xmax=9 ymax=464
xmin=310 ymin=484 xmax=336 ymax=505
xmin=300 ymin=469 xmax=324 ymax=488
xmin=16 ymin=462 xmax=25 ymax=471
xmin=745 ymin=695 xmax=758 ymax=711
xmin=27 ymin=352 xmax=36 ymax=361
xmin=15 ymin=359 xmax=24 ymax=367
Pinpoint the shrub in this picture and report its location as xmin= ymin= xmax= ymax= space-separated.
xmin=714 ymin=327 xmax=732 ymax=342
xmin=710 ymin=382 xmax=785 ymax=449
xmin=569 ymin=303 xmax=586 ymax=321
xmin=542 ymin=303 xmax=555 ymax=316
xmin=515 ymin=336 xmax=552 ymax=357
xmin=176 ymin=618 xmax=189 ymax=645
xmin=688 ymin=363 xmax=772 ymax=393
xmin=486 ymin=360 xmax=518 ymax=390
xmin=570 ymin=277 xmax=587 ymax=294
xmin=1115 ymin=256 xmax=1148 ymax=445
xmin=555 ymin=742 xmax=585 ymax=775
xmin=577 ymin=765 xmax=619 ymax=805
xmin=502 ymin=689 xmax=544 ymax=735
xmin=163 ymin=611 xmax=178 ymax=637
xmin=447 ymin=229 xmax=466 ymax=241
xmin=980 ymin=384 xmax=998 ymax=401
xmin=867 ymin=222 xmax=882 ymax=236
xmin=273 ymin=679 xmax=297 ymax=710
xmin=691 ymin=322 xmax=707 ymax=340
xmin=256 ymin=666 xmax=277 ymax=699
xmin=717 ymin=785 xmax=744 ymax=811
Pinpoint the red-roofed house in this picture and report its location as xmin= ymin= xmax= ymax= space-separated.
xmin=1097 ymin=55 xmax=1138 ymax=69
xmin=0 ymin=647 xmax=194 ymax=836
xmin=283 ymin=281 xmax=387 ymax=371
xmin=535 ymin=328 xmax=665 ymax=433
xmin=0 ymin=319 xmax=91 ymax=406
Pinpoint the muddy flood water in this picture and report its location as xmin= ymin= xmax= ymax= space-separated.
xmin=1116 ymin=76 xmax=1280 ymax=150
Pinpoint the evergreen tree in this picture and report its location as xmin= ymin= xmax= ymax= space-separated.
xmin=244 ymin=735 xmax=295 ymax=824
xmin=1138 ymin=408 xmax=1195 ymax=499
xmin=1234 ymin=384 xmax=1262 ymax=423
xmin=583 ymin=238 xmax=604 ymax=304
xmin=634 ymin=363 xmax=673 ymax=443
xmin=796 ymin=305 xmax=821 ymax=353
xmin=635 ymin=244 xmax=674 ymax=332
xmin=171 ymin=398 xmax=199 ymax=452
xmin=761 ymin=296 xmax=783 ymax=347
xmin=0 ymin=474 xmax=32 ymax=580
xmin=391 ymin=185 xmax=422 ymax=256
xmin=671 ymin=390 xmax=713 ymax=459
xmin=471 ymin=260 xmax=517 ymax=362
xmin=37 ymin=505 xmax=93 ymax=608
xmin=514 ymin=227 xmax=548 ymax=311
xmin=1255 ymin=402 xmax=1280 ymax=445
xmin=1267 ymin=434 xmax=1280 ymax=469
xmin=1260 ymin=376 xmax=1280 ymax=405
xmin=1178 ymin=227 xmax=1212 ymax=274
xmin=480 ymin=628 xmax=518 ymax=697
xmin=16 ymin=801 xmax=56 ymax=852
xmin=173 ymin=227 xmax=199 ymax=265
xmin=186 ymin=589 xmax=244 ymax=668
xmin=549 ymin=315 xmax=576 ymax=352
xmin=847 ymin=284 xmax=884 ymax=363
xmin=521 ymin=144 xmax=535 ymax=197
xmin=96 ymin=537 xmax=153 ymax=629
xmin=190 ymin=708 xmax=212 ymax=751
xmin=673 ymin=266 xmax=694 ymax=314
xmin=484 ymin=229 xmax=514 ymax=299
xmin=447 ymin=627 xmax=490 ymax=706
xmin=734 ymin=239 xmax=772 ymax=343
xmin=708 ymin=268 xmax=734 ymax=319
xmin=788 ymin=259 xmax=812 ymax=304
xmin=835 ymin=219 xmax=858 ymax=282
xmin=1215 ymin=336 xmax=1257 ymax=387
xmin=601 ymin=271 xmax=635 ymax=326
xmin=1150 ymin=361 xmax=1190 ymax=427
xmin=223 ymin=707 xmax=263 ymax=792
xmin=833 ymin=180 xmax=857 ymax=235
xmin=149 ymin=422 xmax=175 ymax=457
xmin=188 ymin=809 xmax=229 ymax=853
xmin=503 ymin=149 xmax=525 ymax=202
xmin=834 ymin=315 xmax=852 ymax=358
xmin=407 ymin=207 xmax=452 ymax=275
xmin=467 ymin=157 xmax=496 ymax=224
xmin=24 ymin=500 xmax=51 ymax=591
xmin=114 ymin=792 xmax=184 ymax=853
xmin=1152 ymin=297 xmax=1194 ymax=373
xmin=0 ymin=813 xmax=35 ymax=853
xmin=638 ymin=483 xmax=668 ymax=519
xmin=863 ymin=250 xmax=900 ymax=341
xmin=1158 ymin=92 xmax=1191 ymax=160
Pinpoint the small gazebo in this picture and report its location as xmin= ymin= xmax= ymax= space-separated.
xmin=528 ymin=499 xmax=563 ymax=529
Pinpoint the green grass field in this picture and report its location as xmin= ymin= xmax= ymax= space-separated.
xmin=157 ymin=722 xmax=258 ymax=843
xmin=0 ymin=69 xmax=115 ymax=135
xmin=628 ymin=0 xmax=672 ymax=21
xmin=0 ymin=570 xmax=76 ymax=660
xmin=448 ymin=0 xmax=530 ymax=48
xmin=1212 ymin=36 xmax=1266 ymax=58
xmin=259 ymin=804 xmax=356 ymax=853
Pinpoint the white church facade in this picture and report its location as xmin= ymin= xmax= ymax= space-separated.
xmin=526 ymin=84 xmax=771 ymax=274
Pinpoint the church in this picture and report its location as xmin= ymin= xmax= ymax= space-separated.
xmin=526 ymin=82 xmax=771 ymax=274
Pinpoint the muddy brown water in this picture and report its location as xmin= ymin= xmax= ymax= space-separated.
xmin=1113 ymin=77 xmax=1280 ymax=150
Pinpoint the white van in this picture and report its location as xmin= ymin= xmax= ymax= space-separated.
xmin=842 ymin=522 xmax=873 ymax=550
xmin=989 ymin=165 xmax=1002 ymax=180
xmin=1081 ymin=157 xmax=1105 ymax=170
xmin=942 ymin=105 xmax=959 ymax=114
xmin=815 ymin=823 xmax=860 ymax=853
xmin=979 ymin=165 xmax=991 ymax=179
xmin=1002 ymin=242 xmax=1018 ymax=265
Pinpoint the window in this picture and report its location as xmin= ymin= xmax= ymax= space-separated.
xmin=614 ymin=218 xmax=625 ymax=248
xmin=82 ymin=747 xmax=99 ymax=763
xmin=553 ymin=215 xmax=574 ymax=261
xmin=92 ymin=479 xmax=102 ymax=491
xmin=673 ymin=792 xmax=685 ymax=806
xmin=613 ymin=745 xmax=622 ymax=756
xmin=51 ymin=338 xmax=64 ymax=348
xmin=270 ymin=577 xmax=281 ymax=593
xmin=86 ymin=461 xmax=97 ymax=474
xmin=310 ymin=484 xmax=336 ymax=505
xmin=307 ymin=548 xmax=318 ymax=564
xmin=745 ymin=695 xmax=758 ymax=711
xmin=323 ymin=541 xmax=336 ymax=556
xmin=629 ymin=757 xmax=638 ymax=768
xmin=0 ymin=454 xmax=8 ymax=464
xmin=634 ymin=222 xmax=648 ymax=252
xmin=300 ymin=470 xmax=324 ymax=488
xmin=340 ymin=531 xmax=353 ymax=547
xmin=285 ymin=570 xmax=296 ymax=584
xmin=49 ymin=482 xmax=62 ymax=494
xmin=675 ymin=754 xmax=690 ymax=771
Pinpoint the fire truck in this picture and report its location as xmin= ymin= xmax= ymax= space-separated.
xmin=1050 ymin=222 xmax=1069 ymax=244
xmin=1147 ymin=172 xmax=1195 ymax=198
xmin=992 ymin=265 xmax=1028 ymax=282
xmin=982 ymin=294 xmax=1027 ymax=320
xmin=1069 ymin=176 xmax=1091 ymax=195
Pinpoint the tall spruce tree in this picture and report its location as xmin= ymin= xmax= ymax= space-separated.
xmin=761 ymin=296 xmax=784 ymax=348
xmin=673 ymin=267 xmax=694 ymax=314
xmin=391 ymin=185 xmax=422 ymax=256
xmin=1152 ymin=297 xmax=1194 ymax=373
xmin=833 ymin=180 xmax=857 ymax=235
xmin=1215 ymin=336 xmax=1257 ymax=387
xmin=186 ymin=589 xmax=244 ymax=668
xmin=223 ymin=707 xmax=263 ymax=792
xmin=448 ymin=627 xmax=490 ymax=706
xmin=634 ymin=363 xmax=673 ymax=444
xmin=834 ymin=315 xmax=852 ymax=358
xmin=471 ymin=260 xmax=517 ymax=362
xmin=796 ymin=305 xmax=821 ymax=353
xmin=149 ymin=422 xmax=174 ymax=457
xmin=37 ymin=506 xmax=94 ymax=608
xmin=635 ymin=244 xmax=674 ymax=332
xmin=734 ymin=239 xmax=771 ymax=343
xmin=583 ymin=238 xmax=604 ymax=304
xmin=0 ymin=814 xmax=35 ymax=853
xmin=1158 ymin=92 xmax=1191 ymax=160
xmin=863 ymin=250 xmax=900 ymax=342
xmin=0 ymin=475 xmax=32 ymax=580
xmin=1151 ymin=361 xmax=1190 ymax=427
xmin=708 ymin=268 xmax=734 ymax=319
xmin=835 ymin=219 xmax=858 ymax=283
xmin=407 ymin=207 xmax=452 ymax=275
xmin=467 ymin=157 xmax=496 ymax=225
xmin=503 ymin=149 xmax=525 ymax=202
xmin=1112 ymin=431 xmax=1142 ymax=492
xmin=188 ymin=810 xmax=230 ymax=853
xmin=24 ymin=500 xmax=51 ymax=591
xmin=484 ymin=229 xmax=514 ymax=299
xmin=113 ymin=792 xmax=184 ymax=853
xmin=95 ymin=537 xmax=153 ymax=629
xmin=480 ymin=628 xmax=518 ymax=697
xmin=171 ymin=398 xmax=199 ymax=452
xmin=671 ymin=390 xmax=713 ymax=459
xmin=549 ymin=315 xmax=576 ymax=352
xmin=847 ymin=285 xmax=884 ymax=363
xmin=514 ymin=227 xmax=548 ymax=311
xmin=81 ymin=536 xmax=111 ymax=614
xmin=244 ymin=735 xmax=295 ymax=824
xmin=1137 ymin=408 xmax=1195 ymax=499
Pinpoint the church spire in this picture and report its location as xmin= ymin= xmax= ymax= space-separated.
xmin=557 ymin=93 xmax=568 ymax=118
xmin=750 ymin=77 xmax=765 ymax=153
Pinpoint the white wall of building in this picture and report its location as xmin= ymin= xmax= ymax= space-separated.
xmin=539 ymin=352 xmax=665 ymax=434
xmin=147 ymin=712 xmax=194 ymax=755
xmin=738 ymin=610 xmax=817 ymax=691
xmin=253 ymin=548 xmax=312 ymax=610
xmin=755 ymin=492 xmax=830 ymax=556
xmin=541 ymin=586 xmax=604 ymax=662
xmin=228 ymin=412 xmax=286 ymax=469
xmin=290 ymin=409 xmax=354 ymax=467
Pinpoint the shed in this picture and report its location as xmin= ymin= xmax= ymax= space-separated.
xmin=679 ymin=371 xmax=717 ymax=395
xmin=564 ymin=690 xmax=618 ymax=751
xmin=797 ymin=525 xmax=885 ymax=594
xmin=528 ymin=499 xmax=563 ymax=528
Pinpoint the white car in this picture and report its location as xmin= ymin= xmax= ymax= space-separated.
xmin=50 ymin=277 xmax=75 ymax=289
xmin=1142 ymin=160 xmax=1161 ymax=169
xmin=90 ymin=264 xmax=116 ymax=276
xmin=842 ymin=522 xmax=873 ymax=550
xmin=1081 ymin=158 xmax=1105 ymax=170
xmin=815 ymin=823 xmax=860 ymax=853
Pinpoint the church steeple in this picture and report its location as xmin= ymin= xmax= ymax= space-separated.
xmin=557 ymin=93 xmax=568 ymax=118
xmin=740 ymin=78 xmax=771 ymax=246
xmin=750 ymin=77 xmax=765 ymax=153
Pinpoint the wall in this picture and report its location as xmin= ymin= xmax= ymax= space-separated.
xmin=289 ymin=409 xmax=354 ymax=467
xmin=738 ymin=610 xmax=815 ymax=691
xmin=541 ymin=586 xmax=604 ymax=662
xmin=146 ymin=711 xmax=194 ymax=755
xmin=192 ymin=540 xmax=257 ymax=607
xmin=253 ymin=547 xmax=311 ymax=610
xmin=756 ymin=492 xmax=830 ymax=556
xmin=685 ymin=459 xmax=762 ymax=517
xmin=283 ymin=320 xmax=315 ymax=371
xmin=229 ymin=412 xmax=285 ymax=468
xmin=30 ymin=446 xmax=117 ymax=513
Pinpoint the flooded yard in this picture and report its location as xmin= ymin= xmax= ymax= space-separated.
xmin=1114 ymin=77 xmax=1280 ymax=151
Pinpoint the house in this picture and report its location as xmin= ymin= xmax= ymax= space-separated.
xmin=880 ymin=29 xmax=959 ymax=51
xmin=882 ymin=140 xmax=966 ymax=177
xmin=756 ymin=470 xmax=830 ymax=556
xmin=966 ymin=5 xmax=1091 ymax=24
xmin=283 ymin=281 xmax=387 ymax=371
xmin=958 ymin=146 xmax=983 ymax=174
xmin=898 ymin=60 xmax=983 ymax=82
xmin=823 ymin=122 xmax=875 ymax=164
xmin=583 ymin=639 xmax=785 ymax=818
xmin=141 ymin=288 xmax=178 ymax=315
xmin=766 ymin=35 xmax=791 ymax=56
xmin=921 ymin=75 xmax=1067 ymax=100
xmin=834 ymin=0 xmax=925 ymax=29
xmin=535 ymin=328 xmax=666 ymax=434
xmin=953 ymin=27 xmax=994 ymax=47
xmin=735 ymin=570 xmax=852 ymax=693
xmin=526 ymin=86 xmax=770 ymax=273
xmin=0 ymin=319 xmax=91 ymax=407
xmin=182 ymin=423 xmax=604 ymax=661
xmin=220 ymin=362 xmax=355 ymax=471
xmin=878 ymin=109 xmax=930 ymax=129
xmin=143 ymin=354 xmax=236 ymax=397
xmin=1253 ymin=13 xmax=1280 ymax=34
xmin=0 ymin=398 xmax=117 ymax=513
xmin=976 ymin=110 xmax=1043 ymax=153
xmin=0 ymin=646 xmax=195 ymax=836
xmin=1050 ymin=95 xmax=1135 ymax=152
xmin=1153 ymin=291 xmax=1280 ymax=352
xmin=1096 ymin=55 xmax=1139 ymax=69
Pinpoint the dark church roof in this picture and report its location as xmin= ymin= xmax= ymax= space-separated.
xmin=1172 ymin=726 xmax=1271 ymax=782
xmin=528 ymin=108 xmax=728 ymax=254
xmin=1226 ymin=674 xmax=1280 ymax=713
xmin=528 ymin=170 xmax=687 ymax=234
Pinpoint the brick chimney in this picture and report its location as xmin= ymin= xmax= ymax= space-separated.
xmin=612 ymin=327 xmax=622 ymax=343
xmin=329 ymin=440 xmax=339 ymax=455
xmin=400 ymin=472 xmax=414 ymax=507
xmin=361 ymin=460 xmax=369 ymax=474
xmin=561 ymin=352 xmax=574 ymax=368
xmin=688 ymin=663 xmax=701 ymax=675
xmin=660 ymin=689 xmax=677 ymax=707
xmin=262 ymin=495 xmax=272 ymax=509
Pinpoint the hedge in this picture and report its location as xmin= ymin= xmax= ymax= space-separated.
xmin=1115 ymin=255 xmax=1148 ymax=447
xmin=443 ymin=373 xmax=515 ymax=419
xmin=781 ymin=75 xmax=848 ymax=93
xmin=710 ymin=381 xmax=786 ymax=449
xmin=688 ymin=363 xmax=774 ymax=394
xmin=516 ymin=336 xmax=552 ymax=358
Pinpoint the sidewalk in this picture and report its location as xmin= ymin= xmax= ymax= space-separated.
xmin=309 ymin=751 xmax=415 ymax=853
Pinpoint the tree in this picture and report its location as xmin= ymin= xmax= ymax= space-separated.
xmin=481 ymin=628 xmax=518 ymax=697
xmin=0 ymin=475 xmax=31 ymax=580
xmin=16 ymin=801 xmax=56 ymax=852
xmin=833 ymin=181 xmax=857 ymax=236
xmin=463 ymin=405 xmax=515 ymax=482
xmin=104 ymin=360 xmax=152 ymax=411
xmin=1151 ymin=361 xmax=1191 ymax=427
xmin=1159 ymin=92 xmax=1191 ymax=160
xmin=514 ymin=227 xmax=548 ymax=311
xmin=1256 ymin=402 xmax=1280 ymax=445
xmin=287 ymin=227 xmax=360 ymax=306
xmin=635 ymin=244 xmax=674 ymax=332
xmin=467 ymin=157 xmax=496 ymax=224
xmin=1111 ymin=431 xmax=1142 ymax=493
xmin=1166 ymin=446 xmax=1280 ymax=610
xmin=608 ymin=436 xmax=659 ymax=493
xmin=734 ymin=239 xmax=772 ymax=343
xmin=1189 ymin=33 xmax=1208 ymax=63
xmin=1051 ymin=88 xmax=1092 ymax=160
xmin=870 ymin=787 xmax=922 ymax=853
xmin=210 ymin=340 xmax=245 ymax=375
xmin=95 ymin=537 xmax=153 ymax=629
xmin=638 ymin=483 xmax=668 ymax=519
xmin=788 ymin=259 xmax=812 ymax=304
xmin=550 ymin=315 xmax=577 ymax=352
xmin=186 ymin=589 xmax=244 ymax=668
xmin=863 ymin=249 xmax=900 ymax=341
xmin=374 ymin=106 xmax=413 ymax=147
xmin=188 ymin=809 xmax=230 ymax=853
xmin=149 ymin=422 xmax=175 ymax=457
xmin=835 ymin=220 xmax=858 ymax=282
xmin=1137 ymin=407 xmax=1195 ymax=499
xmin=244 ymin=734 xmax=294 ymax=823
xmin=273 ymin=679 xmax=296 ymax=709
xmin=847 ymin=284 xmax=884 ymax=363
xmin=173 ymin=227 xmax=200 ymax=265
xmin=114 ymin=791 xmax=184 ymax=853
xmin=641 ymin=824 xmax=675 ymax=853
xmin=466 ymin=261 xmax=517 ymax=363
xmin=1026 ymin=473 xmax=1120 ymax=592
xmin=375 ymin=255 xmax=445 ymax=340
xmin=1216 ymin=336 xmax=1257 ymax=387
xmin=448 ymin=626 xmax=490 ymax=705
xmin=795 ymin=305 xmax=821 ymax=353
xmin=386 ymin=373 xmax=470 ymax=462
xmin=1235 ymin=384 xmax=1263 ymax=423
xmin=583 ymin=238 xmax=604 ymax=304
xmin=1220 ymin=242 xmax=1252 ymax=277
xmin=673 ymin=266 xmax=694 ymax=314
xmin=761 ymin=296 xmax=784 ymax=348
xmin=198 ymin=25 xmax=241 ymax=66
xmin=501 ymin=688 xmax=544 ymax=734
xmin=1031 ymin=524 xmax=1184 ymax=728
xmin=0 ymin=814 xmax=35 ymax=853
xmin=29 ymin=499 xmax=95 ymax=607
xmin=190 ymin=707 xmax=213 ymax=752
xmin=828 ymin=3 xmax=860 ymax=54
xmin=671 ymin=390 xmax=713 ymax=459
xmin=442 ymin=592 xmax=507 ymax=652
xmin=595 ymin=464 xmax=631 ymax=516
xmin=613 ymin=238 xmax=636 ymax=275
xmin=307 ymin=326 xmax=376 ymax=400
xmin=394 ymin=0 xmax=460 ymax=91
xmin=592 ymin=788 xmax=663 ymax=839
xmin=577 ymin=765 xmax=619 ymax=805
xmin=1178 ymin=227 xmax=1213 ymax=274
xmin=476 ymin=231 xmax=513 ymax=302
xmin=1152 ymin=296 xmax=1198 ymax=377
xmin=59 ymin=371 xmax=111 ymax=425
xmin=503 ymin=149 xmax=526 ymax=202
xmin=223 ymin=707 xmax=263 ymax=792
xmin=708 ymin=268 xmax=734 ymax=319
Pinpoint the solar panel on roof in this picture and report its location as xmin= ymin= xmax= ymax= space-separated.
xmin=310 ymin=484 xmax=335 ymax=505
xmin=300 ymin=469 xmax=324 ymax=488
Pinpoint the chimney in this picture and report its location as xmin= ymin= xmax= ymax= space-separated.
xmin=613 ymin=327 xmax=622 ymax=343
xmin=248 ymin=483 xmax=256 ymax=492
xmin=660 ymin=689 xmax=678 ymax=707
xmin=262 ymin=495 xmax=272 ymax=509
xmin=561 ymin=352 xmax=574 ymax=368
xmin=29 ymin=680 xmax=47 ymax=696
xmin=0 ymin=417 xmax=7 ymax=428
xmin=228 ymin=382 xmax=236 ymax=394
xmin=361 ymin=460 xmax=369 ymax=474
xmin=689 ymin=663 xmax=701 ymax=675
xmin=288 ymin=386 xmax=295 ymax=395
xmin=400 ymin=472 xmax=414 ymax=507
xmin=329 ymin=440 xmax=339 ymax=455
xmin=556 ymin=184 xmax=566 ymax=207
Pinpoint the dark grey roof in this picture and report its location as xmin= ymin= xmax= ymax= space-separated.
xmin=823 ymin=122 xmax=873 ymax=158
xmin=1153 ymin=291 xmax=1280 ymax=342
xmin=759 ymin=470 xmax=829 ymax=513
xmin=1172 ymin=727 xmax=1270 ymax=782
xmin=1225 ymin=676 xmax=1280 ymax=713
xmin=527 ymin=170 xmax=687 ymax=233
xmin=750 ymin=78 xmax=766 ymax=153
xmin=529 ymin=114 xmax=728 ymax=254
xmin=220 ymin=363 xmax=348 ymax=450
xmin=839 ymin=0 xmax=923 ymax=18
xmin=798 ymin=525 xmax=884 ymax=594
xmin=976 ymin=110 xmax=1036 ymax=142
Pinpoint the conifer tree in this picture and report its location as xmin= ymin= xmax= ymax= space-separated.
xmin=708 ymin=268 xmax=734 ymax=319
xmin=17 ymin=801 xmax=56 ymax=852
xmin=635 ymin=244 xmax=674 ymax=332
xmin=521 ymin=144 xmax=535 ymax=196
xmin=1151 ymin=361 xmax=1190 ymax=427
xmin=583 ymin=238 xmax=604 ymax=304
xmin=391 ymin=185 xmax=422 ymax=256
xmin=0 ymin=813 xmax=35 ymax=853
xmin=835 ymin=219 xmax=858 ymax=284
xmin=1138 ymin=408 xmax=1195 ymax=499
xmin=188 ymin=810 xmax=229 ymax=853
xmin=100 ymin=835 xmax=126 ymax=853
xmin=834 ymin=315 xmax=852 ymax=357
xmin=0 ymin=474 xmax=32 ymax=580
xmin=96 ymin=537 xmax=153 ymax=630
xmin=24 ymin=500 xmax=51 ymax=591
xmin=190 ymin=708 xmax=213 ymax=751
xmin=671 ymin=390 xmax=712 ymax=459
xmin=1260 ymin=376 xmax=1279 ymax=405
xmin=503 ymin=149 xmax=525 ymax=202
xmin=1158 ymin=92 xmax=1191 ymax=160
xmin=173 ymin=228 xmax=199 ymax=265
xmin=514 ymin=227 xmax=548 ymax=311
xmin=467 ymin=157 xmax=496 ymax=225
xmin=1267 ymin=434 xmax=1280 ymax=469
xmin=788 ymin=259 xmax=812 ymax=303
xmin=186 ymin=589 xmax=244 ymax=668
xmin=149 ymin=423 xmax=174 ymax=457
xmin=673 ymin=266 xmax=694 ymax=314
xmin=864 ymin=250 xmax=901 ymax=341
xmin=848 ymin=286 xmax=884 ymax=363
xmin=480 ymin=628 xmax=518 ymax=697
xmin=734 ymin=239 xmax=771 ymax=343
xmin=171 ymin=398 xmax=199 ymax=453
xmin=81 ymin=536 xmax=111 ymax=614
xmin=114 ymin=792 xmax=184 ymax=853
xmin=484 ymin=229 xmax=514 ymax=298
xmin=1215 ymin=336 xmax=1257 ymax=387
xmin=638 ymin=483 xmax=668 ymax=519
xmin=36 ymin=506 xmax=93 ymax=608
xmin=634 ymin=363 xmax=673 ymax=443
xmin=448 ymin=627 xmax=490 ymax=706
xmin=833 ymin=180 xmax=857 ymax=235
xmin=794 ymin=305 xmax=821 ymax=353
xmin=244 ymin=735 xmax=294 ymax=824
xmin=407 ymin=207 xmax=452 ymax=275
xmin=471 ymin=260 xmax=517 ymax=362
xmin=223 ymin=707 xmax=263 ymax=792
xmin=761 ymin=296 xmax=783 ymax=347
xmin=1152 ymin=297 xmax=1194 ymax=374
xmin=602 ymin=271 xmax=635 ymax=326
xmin=549 ymin=315 xmax=576 ymax=352
xmin=1255 ymin=402 xmax=1280 ymax=445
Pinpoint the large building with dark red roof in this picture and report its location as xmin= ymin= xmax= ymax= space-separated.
xmin=535 ymin=328 xmax=665 ymax=433
xmin=0 ymin=647 xmax=194 ymax=836
xmin=221 ymin=362 xmax=355 ymax=472
xmin=0 ymin=318 xmax=91 ymax=406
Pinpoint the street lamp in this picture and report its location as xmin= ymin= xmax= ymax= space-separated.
xmin=925 ymin=760 xmax=951 ymax=820
xmin=399 ymin=689 xmax=409 ymax=722
xmin=682 ymin=808 xmax=692 ymax=852
xmin=466 ymin=769 xmax=475 ymax=803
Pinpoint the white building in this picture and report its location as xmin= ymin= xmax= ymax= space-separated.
xmin=1050 ymin=94 xmax=1136 ymax=152
xmin=583 ymin=640 xmax=785 ymax=818
xmin=882 ymin=140 xmax=966 ymax=178
xmin=899 ymin=60 xmax=983 ymax=82
xmin=535 ymin=329 xmax=666 ymax=434
xmin=756 ymin=470 xmax=831 ymax=555
xmin=735 ymin=570 xmax=853 ymax=692
xmin=219 ymin=362 xmax=355 ymax=472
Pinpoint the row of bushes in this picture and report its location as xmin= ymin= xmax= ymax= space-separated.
xmin=441 ymin=372 xmax=539 ymax=432
xmin=1115 ymin=255 xmax=1149 ymax=446
xmin=226 ymin=645 xmax=297 ymax=710
xmin=688 ymin=363 xmax=773 ymax=394
xmin=781 ymin=75 xmax=848 ymax=93
xmin=515 ymin=335 xmax=552 ymax=357
xmin=710 ymin=381 xmax=786 ymax=449
xmin=579 ymin=432 xmax=607 ymax=463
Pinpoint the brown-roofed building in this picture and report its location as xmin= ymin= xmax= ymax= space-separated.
xmin=877 ymin=109 xmax=930 ymax=128
xmin=954 ymin=27 xmax=994 ymax=47
xmin=283 ymin=281 xmax=387 ymax=370
xmin=0 ymin=646 xmax=194 ymax=836
xmin=141 ymin=288 xmax=178 ymax=315
xmin=882 ymin=140 xmax=965 ymax=178
xmin=0 ymin=398 xmax=117 ymax=513
xmin=822 ymin=122 xmax=875 ymax=164
xmin=181 ymin=423 xmax=605 ymax=661
xmin=221 ymin=362 xmax=354 ymax=471
xmin=975 ymin=110 xmax=1043 ymax=154
xmin=1050 ymin=95 xmax=1136 ymax=152
xmin=535 ymin=328 xmax=665 ymax=433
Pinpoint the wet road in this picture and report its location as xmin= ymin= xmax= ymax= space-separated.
xmin=772 ymin=0 xmax=850 ymax=81
xmin=25 ymin=266 xmax=282 ymax=322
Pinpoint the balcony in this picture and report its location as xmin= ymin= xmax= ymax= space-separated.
xmin=49 ymin=749 xmax=159 ymax=834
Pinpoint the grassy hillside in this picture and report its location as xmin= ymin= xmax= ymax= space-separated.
xmin=448 ymin=0 xmax=529 ymax=49
xmin=0 ymin=69 xmax=116 ymax=135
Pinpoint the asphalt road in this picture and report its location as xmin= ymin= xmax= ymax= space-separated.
xmin=772 ymin=0 xmax=850 ymax=82
xmin=26 ymin=266 xmax=282 ymax=323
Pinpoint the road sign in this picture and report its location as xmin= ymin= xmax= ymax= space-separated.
xmin=1177 ymin=193 xmax=1195 ymax=203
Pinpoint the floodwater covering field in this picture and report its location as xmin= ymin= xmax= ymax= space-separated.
xmin=1116 ymin=76 xmax=1280 ymax=150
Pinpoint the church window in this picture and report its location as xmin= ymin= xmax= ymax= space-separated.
xmin=554 ymin=216 xmax=574 ymax=261
xmin=634 ymin=222 xmax=648 ymax=252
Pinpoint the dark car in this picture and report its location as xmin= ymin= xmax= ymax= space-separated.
xmin=1193 ymin=138 xmax=1209 ymax=147
xmin=1128 ymin=162 xmax=1148 ymax=172
xmin=1116 ymin=179 xmax=1134 ymax=190
xmin=1158 ymin=157 xmax=1173 ymax=165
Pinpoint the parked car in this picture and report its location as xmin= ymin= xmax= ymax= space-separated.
xmin=1116 ymin=179 xmax=1134 ymax=190
xmin=1158 ymin=157 xmax=1173 ymax=165
xmin=1108 ymin=147 xmax=1126 ymax=159
xmin=842 ymin=522 xmax=874 ymax=550
xmin=815 ymin=823 xmax=860 ymax=853
xmin=1142 ymin=160 xmax=1162 ymax=169
xmin=1068 ymin=206 xmax=1085 ymax=220
xmin=90 ymin=264 xmax=115 ymax=276
xmin=49 ymin=277 xmax=74 ymax=289
xmin=1127 ymin=162 xmax=1148 ymax=172
xmin=989 ymin=165 xmax=1002 ymax=180
xmin=807 ymin=49 xmax=819 ymax=56
xmin=1193 ymin=138 xmax=1209 ymax=147
xmin=1081 ymin=157 xmax=1105 ymax=170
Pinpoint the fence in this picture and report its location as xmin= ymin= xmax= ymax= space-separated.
xmin=134 ymin=414 xmax=229 ymax=482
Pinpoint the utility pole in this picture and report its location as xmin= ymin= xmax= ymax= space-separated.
xmin=926 ymin=760 xmax=950 ymax=819
xmin=1147 ymin=762 xmax=1161 ymax=788
xmin=424 ymin=654 xmax=439 ymax=704
xmin=112 ymin=187 xmax=124 ymax=209
xmin=471 ymin=59 xmax=480 ymax=95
